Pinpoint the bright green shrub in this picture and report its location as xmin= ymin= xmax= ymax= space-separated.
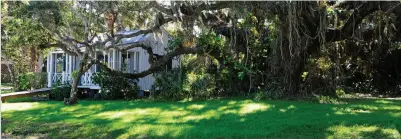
xmin=152 ymin=68 xmax=186 ymax=100
xmin=187 ymin=72 xmax=216 ymax=100
xmin=315 ymin=95 xmax=346 ymax=104
xmin=16 ymin=72 xmax=34 ymax=91
xmin=92 ymin=71 xmax=139 ymax=100
xmin=16 ymin=72 xmax=47 ymax=91
xmin=152 ymin=68 xmax=217 ymax=101
xmin=31 ymin=72 xmax=47 ymax=89
xmin=50 ymin=83 xmax=71 ymax=101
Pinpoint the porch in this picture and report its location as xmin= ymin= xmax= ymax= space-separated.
xmin=49 ymin=72 xmax=99 ymax=89
xmin=46 ymin=49 xmax=141 ymax=90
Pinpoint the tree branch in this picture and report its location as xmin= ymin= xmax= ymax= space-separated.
xmin=70 ymin=5 xmax=89 ymax=42
xmin=39 ymin=43 xmax=78 ymax=56
xmin=325 ymin=1 xmax=399 ymax=43
xmin=96 ymin=47 xmax=202 ymax=79
xmin=151 ymin=1 xmax=174 ymax=15
xmin=92 ymin=13 xmax=175 ymax=50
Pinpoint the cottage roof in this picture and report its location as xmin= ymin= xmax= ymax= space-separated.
xmin=75 ymin=28 xmax=168 ymax=49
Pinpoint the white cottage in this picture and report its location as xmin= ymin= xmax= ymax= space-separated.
xmin=46 ymin=28 xmax=180 ymax=91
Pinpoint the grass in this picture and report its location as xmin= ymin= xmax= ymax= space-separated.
xmin=1 ymin=83 xmax=13 ymax=87
xmin=1 ymin=83 xmax=14 ymax=94
xmin=2 ymin=98 xmax=401 ymax=139
xmin=1 ymin=89 xmax=14 ymax=94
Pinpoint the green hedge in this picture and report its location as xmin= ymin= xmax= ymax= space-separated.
xmin=92 ymin=71 xmax=139 ymax=100
xmin=16 ymin=72 xmax=47 ymax=91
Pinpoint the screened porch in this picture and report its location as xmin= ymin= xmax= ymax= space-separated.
xmin=46 ymin=49 xmax=141 ymax=89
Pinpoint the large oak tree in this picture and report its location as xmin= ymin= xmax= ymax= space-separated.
xmin=8 ymin=1 xmax=401 ymax=104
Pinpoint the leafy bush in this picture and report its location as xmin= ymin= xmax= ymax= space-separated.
xmin=31 ymin=72 xmax=47 ymax=89
xmin=152 ymin=68 xmax=217 ymax=101
xmin=16 ymin=72 xmax=33 ymax=91
xmin=92 ymin=71 xmax=139 ymax=100
xmin=187 ymin=72 xmax=216 ymax=100
xmin=152 ymin=68 xmax=186 ymax=100
xmin=16 ymin=72 xmax=47 ymax=91
xmin=50 ymin=83 xmax=71 ymax=101
xmin=315 ymin=95 xmax=346 ymax=104
xmin=253 ymin=90 xmax=281 ymax=101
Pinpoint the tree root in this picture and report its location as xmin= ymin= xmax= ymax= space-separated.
xmin=63 ymin=97 xmax=79 ymax=105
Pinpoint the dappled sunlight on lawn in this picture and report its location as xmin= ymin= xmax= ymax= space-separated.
xmin=60 ymin=104 xmax=104 ymax=112
xmin=239 ymin=103 xmax=270 ymax=115
xmin=96 ymin=108 xmax=164 ymax=123
xmin=228 ymin=100 xmax=238 ymax=105
xmin=187 ymin=104 xmax=205 ymax=110
xmin=278 ymin=105 xmax=296 ymax=113
xmin=218 ymin=105 xmax=238 ymax=114
xmin=332 ymin=107 xmax=370 ymax=115
xmin=117 ymin=124 xmax=189 ymax=139
xmin=97 ymin=108 xmax=161 ymax=119
xmin=181 ymin=109 xmax=220 ymax=122
xmin=2 ymin=102 xmax=41 ymax=112
xmin=331 ymin=102 xmax=401 ymax=116
xmin=390 ymin=112 xmax=401 ymax=117
xmin=375 ymin=100 xmax=395 ymax=104
xmin=326 ymin=124 xmax=400 ymax=139
xmin=2 ymin=99 xmax=401 ymax=138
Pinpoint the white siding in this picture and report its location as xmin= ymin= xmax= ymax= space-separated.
xmin=128 ymin=29 xmax=180 ymax=90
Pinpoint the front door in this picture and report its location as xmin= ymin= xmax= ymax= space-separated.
xmin=52 ymin=53 xmax=65 ymax=84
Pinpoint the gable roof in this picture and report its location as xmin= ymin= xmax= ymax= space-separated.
xmin=75 ymin=28 xmax=169 ymax=49
xmin=117 ymin=30 xmax=153 ymax=45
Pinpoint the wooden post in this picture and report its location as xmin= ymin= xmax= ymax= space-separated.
xmin=50 ymin=53 xmax=55 ymax=86
xmin=68 ymin=55 xmax=71 ymax=84
xmin=108 ymin=50 xmax=111 ymax=68
xmin=94 ymin=51 xmax=97 ymax=72
xmin=136 ymin=52 xmax=140 ymax=73
xmin=132 ymin=52 xmax=137 ymax=72
xmin=73 ymin=56 xmax=76 ymax=70
xmin=126 ymin=51 xmax=129 ymax=73
xmin=103 ymin=52 xmax=106 ymax=63
xmin=47 ymin=54 xmax=51 ymax=87
xmin=62 ymin=54 xmax=66 ymax=84
xmin=70 ymin=55 xmax=73 ymax=72
xmin=114 ymin=49 xmax=117 ymax=70
xmin=62 ymin=71 xmax=66 ymax=84
xmin=37 ymin=54 xmax=43 ymax=72
xmin=67 ymin=55 xmax=71 ymax=82
xmin=113 ymin=49 xmax=116 ymax=69
xmin=118 ymin=50 xmax=122 ymax=70
xmin=65 ymin=55 xmax=69 ymax=74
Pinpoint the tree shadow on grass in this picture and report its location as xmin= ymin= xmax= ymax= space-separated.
xmin=2 ymin=98 xmax=401 ymax=138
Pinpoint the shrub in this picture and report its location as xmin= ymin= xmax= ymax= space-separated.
xmin=50 ymin=83 xmax=71 ymax=101
xmin=16 ymin=72 xmax=34 ymax=91
xmin=152 ymin=68 xmax=217 ymax=100
xmin=152 ymin=68 xmax=186 ymax=100
xmin=187 ymin=73 xmax=216 ymax=100
xmin=31 ymin=72 xmax=47 ymax=89
xmin=16 ymin=72 xmax=47 ymax=91
xmin=92 ymin=71 xmax=139 ymax=100
xmin=253 ymin=90 xmax=281 ymax=101
xmin=315 ymin=95 xmax=346 ymax=104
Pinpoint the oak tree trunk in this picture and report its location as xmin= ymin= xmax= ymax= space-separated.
xmin=64 ymin=72 xmax=83 ymax=105
xmin=30 ymin=46 xmax=38 ymax=72
xmin=64 ymin=54 xmax=90 ymax=105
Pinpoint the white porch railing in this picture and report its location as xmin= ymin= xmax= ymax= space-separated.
xmin=50 ymin=71 xmax=96 ymax=86
xmin=80 ymin=72 xmax=94 ymax=86
xmin=52 ymin=73 xmax=63 ymax=84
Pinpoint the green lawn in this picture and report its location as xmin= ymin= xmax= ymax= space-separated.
xmin=1 ymin=89 xmax=13 ymax=94
xmin=1 ymin=83 xmax=14 ymax=94
xmin=2 ymin=98 xmax=401 ymax=139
